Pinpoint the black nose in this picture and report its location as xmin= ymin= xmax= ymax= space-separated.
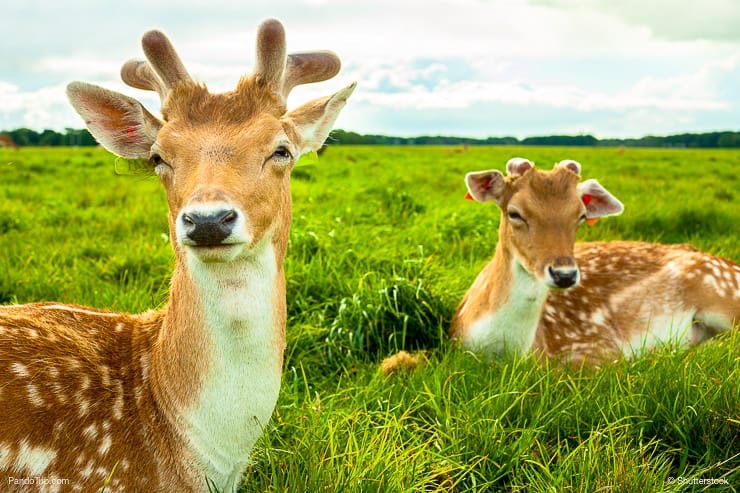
xmin=181 ymin=209 xmax=238 ymax=246
xmin=548 ymin=266 xmax=578 ymax=288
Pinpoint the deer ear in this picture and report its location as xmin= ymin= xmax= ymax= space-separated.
xmin=286 ymin=82 xmax=356 ymax=155
xmin=555 ymin=159 xmax=581 ymax=176
xmin=506 ymin=157 xmax=534 ymax=177
xmin=577 ymin=179 xmax=624 ymax=218
xmin=66 ymin=82 xmax=161 ymax=159
xmin=465 ymin=169 xmax=506 ymax=204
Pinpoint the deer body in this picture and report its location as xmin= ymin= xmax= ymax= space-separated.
xmin=538 ymin=241 xmax=740 ymax=360
xmin=0 ymin=19 xmax=353 ymax=492
xmin=451 ymin=158 xmax=739 ymax=363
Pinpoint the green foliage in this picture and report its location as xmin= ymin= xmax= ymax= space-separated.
xmin=0 ymin=145 xmax=738 ymax=491
xmin=327 ymin=129 xmax=740 ymax=148
xmin=5 ymin=127 xmax=740 ymax=148
xmin=1 ymin=127 xmax=97 ymax=147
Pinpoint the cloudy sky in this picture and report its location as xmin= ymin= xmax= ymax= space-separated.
xmin=1 ymin=0 xmax=738 ymax=139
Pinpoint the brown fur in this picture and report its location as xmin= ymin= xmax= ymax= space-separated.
xmin=452 ymin=163 xmax=739 ymax=363
xmin=1 ymin=19 xmax=353 ymax=492
xmin=163 ymin=78 xmax=285 ymax=126
xmin=536 ymin=242 xmax=740 ymax=362
xmin=0 ymin=306 xmax=193 ymax=491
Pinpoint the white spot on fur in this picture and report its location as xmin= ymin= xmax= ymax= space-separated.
xmin=112 ymin=381 xmax=124 ymax=420
xmin=100 ymin=366 xmax=111 ymax=387
xmin=82 ymin=424 xmax=98 ymax=440
xmin=51 ymin=382 xmax=65 ymax=403
xmin=78 ymin=399 xmax=90 ymax=417
xmin=140 ymin=353 xmax=151 ymax=382
xmin=591 ymin=309 xmax=606 ymax=326
xmin=0 ymin=443 xmax=11 ymax=469
xmin=27 ymin=383 xmax=44 ymax=407
xmin=81 ymin=460 xmax=94 ymax=478
xmin=98 ymin=435 xmax=112 ymax=456
xmin=11 ymin=362 xmax=29 ymax=378
xmin=14 ymin=440 xmax=56 ymax=475
xmin=40 ymin=304 xmax=119 ymax=317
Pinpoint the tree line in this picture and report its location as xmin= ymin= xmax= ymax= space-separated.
xmin=328 ymin=130 xmax=740 ymax=148
xmin=2 ymin=127 xmax=739 ymax=148
xmin=0 ymin=128 xmax=97 ymax=147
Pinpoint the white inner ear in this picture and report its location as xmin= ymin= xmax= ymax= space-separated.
xmin=506 ymin=157 xmax=534 ymax=176
xmin=465 ymin=169 xmax=505 ymax=203
xmin=556 ymin=159 xmax=581 ymax=176
xmin=578 ymin=179 xmax=625 ymax=218
xmin=293 ymin=82 xmax=356 ymax=155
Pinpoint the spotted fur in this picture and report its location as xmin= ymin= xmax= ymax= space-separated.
xmin=452 ymin=159 xmax=739 ymax=364
xmin=0 ymin=19 xmax=353 ymax=492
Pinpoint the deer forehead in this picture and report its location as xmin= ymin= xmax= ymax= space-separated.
xmin=162 ymin=78 xmax=285 ymax=125
xmin=507 ymin=170 xmax=581 ymax=213
xmin=158 ymin=109 xmax=290 ymax=154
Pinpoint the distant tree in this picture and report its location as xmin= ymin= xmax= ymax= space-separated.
xmin=9 ymin=128 xmax=39 ymax=146
xmin=717 ymin=132 xmax=740 ymax=148
xmin=39 ymin=129 xmax=63 ymax=146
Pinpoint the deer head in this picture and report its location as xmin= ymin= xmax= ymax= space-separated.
xmin=66 ymin=19 xmax=355 ymax=264
xmin=465 ymin=158 xmax=624 ymax=289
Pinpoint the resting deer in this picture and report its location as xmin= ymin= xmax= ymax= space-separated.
xmin=451 ymin=158 xmax=739 ymax=363
xmin=0 ymin=19 xmax=354 ymax=492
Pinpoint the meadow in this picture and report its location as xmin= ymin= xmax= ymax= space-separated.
xmin=0 ymin=145 xmax=738 ymax=492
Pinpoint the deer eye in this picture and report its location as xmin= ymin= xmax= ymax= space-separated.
xmin=149 ymin=153 xmax=164 ymax=166
xmin=507 ymin=210 xmax=526 ymax=224
xmin=271 ymin=146 xmax=293 ymax=163
xmin=149 ymin=153 xmax=173 ymax=177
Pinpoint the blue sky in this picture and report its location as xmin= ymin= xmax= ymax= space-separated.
xmin=1 ymin=0 xmax=738 ymax=138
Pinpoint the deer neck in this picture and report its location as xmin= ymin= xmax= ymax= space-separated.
xmin=149 ymin=231 xmax=287 ymax=489
xmin=465 ymin=229 xmax=549 ymax=357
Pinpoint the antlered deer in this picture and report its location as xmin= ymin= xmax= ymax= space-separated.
xmin=451 ymin=158 xmax=739 ymax=363
xmin=0 ymin=19 xmax=354 ymax=492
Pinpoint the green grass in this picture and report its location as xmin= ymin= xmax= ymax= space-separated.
xmin=1 ymin=145 xmax=738 ymax=492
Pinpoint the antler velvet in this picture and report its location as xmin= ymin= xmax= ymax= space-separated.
xmin=120 ymin=19 xmax=342 ymax=107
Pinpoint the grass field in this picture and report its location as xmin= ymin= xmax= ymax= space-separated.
xmin=1 ymin=145 xmax=738 ymax=492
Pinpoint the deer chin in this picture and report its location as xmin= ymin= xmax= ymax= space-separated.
xmin=185 ymin=243 xmax=246 ymax=264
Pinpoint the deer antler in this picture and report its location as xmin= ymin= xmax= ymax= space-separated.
xmin=254 ymin=19 xmax=341 ymax=104
xmin=121 ymin=19 xmax=341 ymax=106
xmin=120 ymin=30 xmax=192 ymax=103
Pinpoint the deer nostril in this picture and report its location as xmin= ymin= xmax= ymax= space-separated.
xmin=220 ymin=210 xmax=238 ymax=225
xmin=180 ymin=209 xmax=238 ymax=246
xmin=548 ymin=266 xmax=579 ymax=289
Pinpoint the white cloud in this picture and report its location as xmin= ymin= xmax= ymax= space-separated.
xmin=533 ymin=0 xmax=740 ymax=42
xmin=0 ymin=81 xmax=76 ymax=129
xmin=0 ymin=0 xmax=738 ymax=137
